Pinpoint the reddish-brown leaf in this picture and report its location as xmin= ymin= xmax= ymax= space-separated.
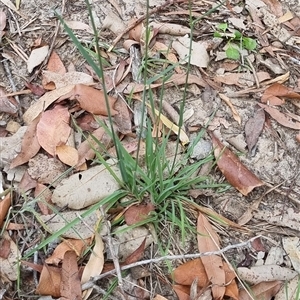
xmin=258 ymin=103 xmax=300 ymax=130
xmin=10 ymin=114 xmax=41 ymax=169
xmin=223 ymin=262 xmax=238 ymax=300
xmin=47 ymin=51 xmax=66 ymax=75
xmin=0 ymin=193 xmax=11 ymax=228
xmin=245 ymin=107 xmax=265 ymax=152
xmin=36 ymin=105 xmax=71 ymax=156
xmin=58 ymin=84 xmax=118 ymax=115
xmin=0 ymin=239 xmax=11 ymax=259
xmin=46 ymin=239 xmax=90 ymax=266
xmin=124 ymin=202 xmax=155 ymax=225
xmin=60 ymin=251 xmax=82 ymax=300
xmin=209 ymin=132 xmax=264 ymax=195
xmin=36 ymin=264 xmax=62 ymax=297
xmin=173 ymin=285 xmax=190 ymax=300
xmin=24 ymin=82 xmax=46 ymax=96
xmin=239 ymin=281 xmax=282 ymax=300
xmin=197 ymin=212 xmax=226 ymax=299
xmin=172 ymin=259 xmax=209 ymax=287
xmin=124 ymin=238 xmax=146 ymax=265
xmin=261 ymin=83 xmax=300 ymax=105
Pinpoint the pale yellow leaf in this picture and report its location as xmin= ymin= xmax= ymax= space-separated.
xmin=81 ymin=234 xmax=104 ymax=300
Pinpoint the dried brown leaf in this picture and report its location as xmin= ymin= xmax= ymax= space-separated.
xmin=34 ymin=183 xmax=53 ymax=215
xmin=46 ymin=239 xmax=90 ymax=266
xmin=60 ymin=250 xmax=82 ymax=300
xmin=24 ymin=82 xmax=46 ymax=96
xmin=173 ymin=285 xmax=191 ymax=300
xmin=258 ymin=103 xmax=300 ymax=130
xmin=10 ymin=114 xmax=41 ymax=169
xmin=124 ymin=238 xmax=146 ymax=265
xmin=172 ymin=259 xmax=209 ymax=287
xmin=58 ymin=84 xmax=118 ymax=115
xmin=124 ymin=203 xmax=155 ymax=225
xmin=245 ymin=107 xmax=265 ymax=152
xmin=0 ymin=87 xmax=18 ymax=114
xmin=261 ymin=83 xmax=300 ymax=105
xmin=197 ymin=212 xmax=226 ymax=299
xmin=239 ymin=281 xmax=282 ymax=300
xmin=36 ymin=105 xmax=71 ymax=156
xmin=81 ymin=234 xmax=104 ymax=300
xmin=18 ymin=170 xmax=37 ymax=193
xmin=210 ymin=132 xmax=264 ymax=195
xmin=114 ymin=98 xmax=132 ymax=134
xmin=23 ymin=84 xmax=75 ymax=125
xmin=219 ymin=93 xmax=241 ymax=125
xmin=36 ymin=264 xmax=61 ymax=297
xmin=0 ymin=193 xmax=11 ymax=228
xmin=47 ymin=50 xmax=66 ymax=75
xmin=223 ymin=262 xmax=238 ymax=300
xmin=0 ymin=238 xmax=10 ymax=259
xmin=56 ymin=145 xmax=79 ymax=166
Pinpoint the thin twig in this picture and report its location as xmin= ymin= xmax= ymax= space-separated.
xmin=82 ymin=235 xmax=261 ymax=291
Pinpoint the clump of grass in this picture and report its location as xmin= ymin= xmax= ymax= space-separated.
xmin=54 ymin=0 xmax=229 ymax=250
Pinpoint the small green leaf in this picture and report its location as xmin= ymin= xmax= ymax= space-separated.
xmin=226 ymin=46 xmax=240 ymax=60
xmin=242 ymin=37 xmax=257 ymax=51
xmin=217 ymin=23 xmax=228 ymax=32
xmin=233 ymin=30 xmax=242 ymax=39
xmin=214 ymin=32 xmax=223 ymax=38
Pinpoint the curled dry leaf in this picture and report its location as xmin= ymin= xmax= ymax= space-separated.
xmin=58 ymin=84 xmax=118 ymax=115
xmin=27 ymin=45 xmax=49 ymax=73
xmin=10 ymin=114 xmax=41 ymax=169
xmin=261 ymin=83 xmax=300 ymax=105
xmin=36 ymin=264 xmax=61 ymax=297
xmin=81 ymin=234 xmax=104 ymax=300
xmin=36 ymin=105 xmax=71 ymax=156
xmin=60 ymin=250 xmax=82 ymax=300
xmin=258 ymin=103 xmax=300 ymax=130
xmin=209 ymin=132 xmax=264 ymax=196
xmin=46 ymin=238 xmax=90 ymax=265
xmin=239 ymin=281 xmax=282 ymax=300
xmin=197 ymin=212 xmax=226 ymax=299
xmin=219 ymin=93 xmax=241 ymax=125
xmin=23 ymin=84 xmax=75 ymax=124
xmin=0 ymin=193 xmax=11 ymax=227
xmin=0 ymin=87 xmax=18 ymax=114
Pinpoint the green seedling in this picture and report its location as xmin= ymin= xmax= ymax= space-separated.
xmin=214 ymin=23 xmax=257 ymax=60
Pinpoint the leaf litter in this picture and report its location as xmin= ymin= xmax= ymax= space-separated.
xmin=1 ymin=0 xmax=300 ymax=299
